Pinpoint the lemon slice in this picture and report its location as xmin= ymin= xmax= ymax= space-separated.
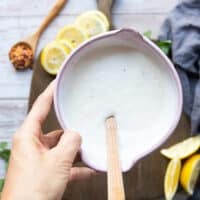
xmin=161 ymin=135 xmax=200 ymax=159
xmin=164 ymin=158 xmax=181 ymax=200
xmin=56 ymin=25 xmax=87 ymax=48
xmin=180 ymin=154 xmax=200 ymax=195
xmin=57 ymin=39 xmax=73 ymax=51
xmin=78 ymin=10 xmax=110 ymax=30
xmin=41 ymin=41 xmax=70 ymax=75
xmin=75 ymin=13 xmax=108 ymax=38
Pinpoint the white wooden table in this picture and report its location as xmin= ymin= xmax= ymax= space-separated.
xmin=0 ymin=0 xmax=180 ymax=178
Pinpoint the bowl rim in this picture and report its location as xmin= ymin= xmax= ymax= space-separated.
xmin=54 ymin=28 xmax=183 ymax=172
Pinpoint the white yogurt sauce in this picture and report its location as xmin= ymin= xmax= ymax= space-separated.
xmin=59 ymin=44 xmax=178 ymax=171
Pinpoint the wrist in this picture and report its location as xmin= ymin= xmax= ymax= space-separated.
xmin=1 ymin=188 xmax=48 ymax=200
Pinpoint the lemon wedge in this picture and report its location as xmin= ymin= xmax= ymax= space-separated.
xmin=56 ymin=25 xmax=87 ymax=48
xmin=41 ymin=41 xmax=70 ymax=75
xmin=161 ymin=135 xmax=200 ymax=159
xmin=180 ymin=154 xmax=200 ymax=195
xmin=75 ymin=13 xmax=108 ymax=38
xmin=78 ymin=10 xmax=110 ymax=30
xmin=164 ymin=158 xmax=181 ymax=200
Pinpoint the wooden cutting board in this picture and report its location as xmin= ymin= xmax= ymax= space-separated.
xmin=28 ymin=0 xmax=190 ymax=199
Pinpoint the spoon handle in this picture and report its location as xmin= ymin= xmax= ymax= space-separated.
xmin=105 ymin=116 xmax=125 ymax=200
xmin=96 ymin=0 xmax=115 ymax=28
xmin=35 ymin=0 xmax=67 ymax=36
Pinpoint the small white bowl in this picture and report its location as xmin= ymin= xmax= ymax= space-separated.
xmin=54 ymin=28 xmax=183 ymax=172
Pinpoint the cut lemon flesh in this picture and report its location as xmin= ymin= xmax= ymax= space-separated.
xmin=75 ymin=14 xmax=107 ymax=38
xmin=180 ymin=154 xmax=200 ymax=195
xmin=164 ymin=158 xmax=181 ymax=200
xmin=57 ymin=39 xmax=73 ymax=52
xmin=56 ymin=25 xmax=87 ymax=48
xmin=41 ymin=42 xmax=70 ymax=75
xmin=161 ymin=135 xmax=200 ymax=159
xmin=78 ymin=10 xmax=110 ymax=30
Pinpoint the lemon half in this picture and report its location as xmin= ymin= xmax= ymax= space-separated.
xmin=180 ymin=154 xmax=200 ymax=195
xmin=41 ymin=41 xmax=70 ymax=75
xmin=164 ymin=158 xmax=181 ymax=200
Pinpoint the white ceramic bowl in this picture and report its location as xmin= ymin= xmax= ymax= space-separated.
xmin=54 ymin=28 xmax=183 ymax=172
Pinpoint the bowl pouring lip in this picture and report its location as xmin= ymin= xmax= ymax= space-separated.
xmin=54 ymin=28 xmax=183 ymax=172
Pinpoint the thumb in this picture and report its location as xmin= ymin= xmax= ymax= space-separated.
xmin=51 ymin=130 xmax=82 ymax=164
xmin=69 ymin=167 xmax=97 ymax=182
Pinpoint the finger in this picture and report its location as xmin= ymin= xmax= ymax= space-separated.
xmin=40 ymin=130 xmax=63 ymax=149
xmin=69 ymin=167 xmax=96 ymax=182
xmin=26 ymin=81 xmax=55 ymax=127
xmin=51 ymin=130 xmax=82 ymax=163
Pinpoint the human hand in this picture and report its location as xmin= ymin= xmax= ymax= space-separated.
xmin=1 ymin=81 xmax=95 ymax=200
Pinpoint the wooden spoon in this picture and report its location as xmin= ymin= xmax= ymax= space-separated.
xmin=105 ymin=116 xmax=125 ymax=200
xmin=8 ymin=0 xmax=67 ymax=69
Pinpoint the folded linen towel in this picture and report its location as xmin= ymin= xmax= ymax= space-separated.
xmin=159 ymin=0 xmax=200 ymax=134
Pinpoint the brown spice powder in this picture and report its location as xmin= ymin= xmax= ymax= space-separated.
xmin=9 ymin=43 xmax=33 ymax=70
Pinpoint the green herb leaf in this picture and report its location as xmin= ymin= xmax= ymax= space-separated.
xmin=156 ymin=40 xmax=172 ymax=55
xmin=0 ymin=179 xmax=5 ymax=192
xmin=143 ymin=30 xmax=172 ymax=55
xmin=0 ymin=142 xmax=10 ymax=163
xmin=0 ymin=142 xmax=7 ymax=150
xmin=0 ymin=142 xmax=10 ymax=190
xmin=143 ymin=30 xmax=152 ymax=39
xmin=0 ymin=149 xmax=11 ymax=163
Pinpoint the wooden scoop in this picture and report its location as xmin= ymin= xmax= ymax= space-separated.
xmin=8 ymin=0 xmax=67 ymax=69
xmin=105 ymin=116 xmax=125 ymax=200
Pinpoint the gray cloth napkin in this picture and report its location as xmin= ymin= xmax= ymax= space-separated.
xmin=159 ymin=0 xmax=200 ymax=134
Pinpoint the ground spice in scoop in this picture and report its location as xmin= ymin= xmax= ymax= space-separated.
xmin=9 ymin=43 xmax=33 ymax=70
